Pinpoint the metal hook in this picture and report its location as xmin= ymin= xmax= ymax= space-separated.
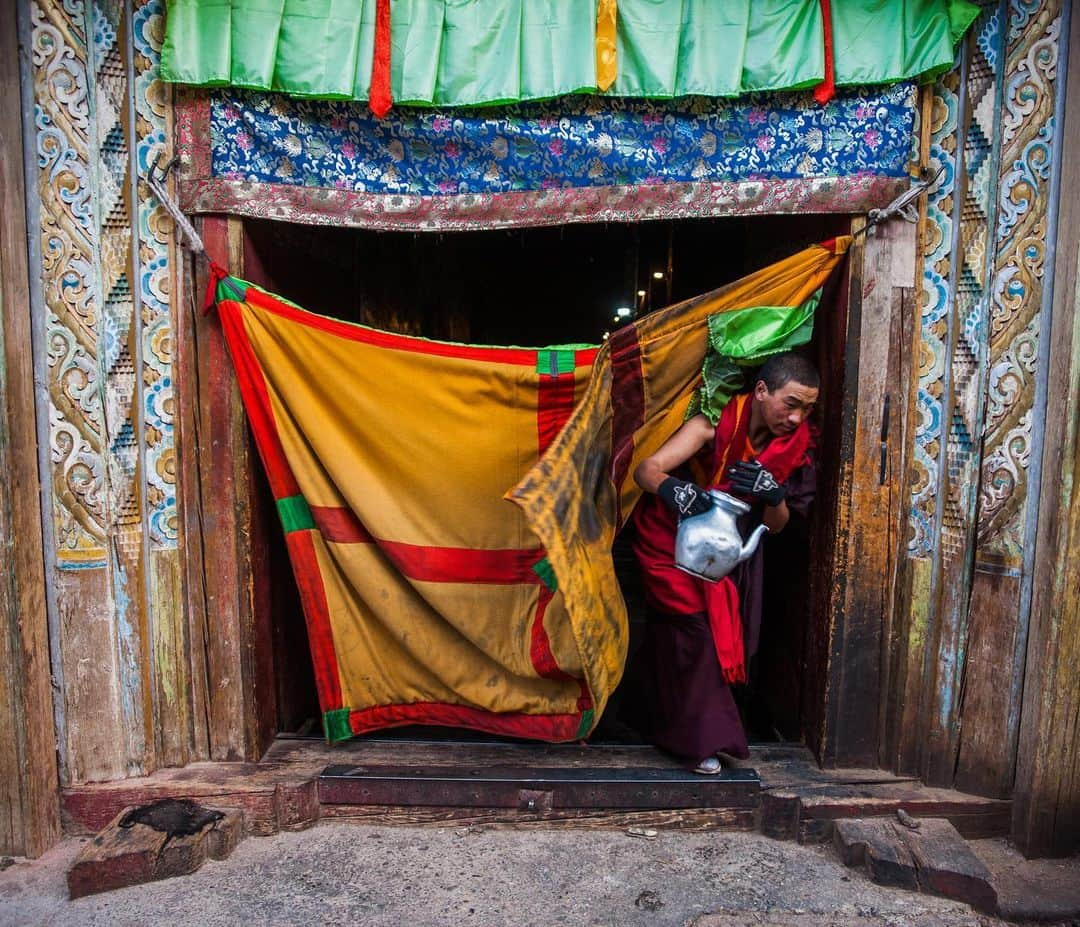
xmin=149 ymin=151 xmax=180 ymax=185
xmin=852 ymin=163 xmax=946 ymax=240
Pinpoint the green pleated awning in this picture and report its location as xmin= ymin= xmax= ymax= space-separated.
xmin=161 ymin=0 xmax=979 ymax=109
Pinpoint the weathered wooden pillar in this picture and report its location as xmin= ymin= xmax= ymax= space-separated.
xmin=174 ymin=215 xmax=277 ymax=762
xmin=816 ymin=217 xmax=918 ymax=768
xmin=1012 ymin=1 xmax=1080 ymax=858
xmin=0 ymin=0 xmax=61 ymax=857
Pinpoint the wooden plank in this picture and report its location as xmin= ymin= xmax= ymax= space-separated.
xmin=883 ymin=86 xmax=939 ymax=780
xmin=794 ymin=787 xmax=1010 ymax=823
xmin=67 ymin=814 xmax=168 ymax=899
xmin=834 ymin=819 xmax=919 ymax=889
xmin=802 ymin=237 xmax=852 ymax=761
xmin=954 ymin=570 xmax=1022 ymax=797
xmin=757 ymin=792 xmax=800 ymax=840
xmin=885 ymin=556 xmax=934 ymax=777
xmin=146 ymin=191 xmax=195 ymax=768
xmin=1013 ymin=0 xmax=1080 ymax=857
xmin=0 ymin=0 xmax=61 ymax=858
xmin=195 ymin=216 xmax=246 ymax=758
xmin=144 ymin=58 xmax=192 ymax=776
xmin=321 ymin=805 xmax=757 ymax=831
xmin=836 ymin=817 xmax=998 ymax=911
xmin=919 ymin=69 xmax=971 ymax=790
xmin=149 ymin=548 xmax=192 ymax=768
xmin=66 ymin=805 xmax=243 ymax=899
xmin=63 ymin=776 xmax=312 ymax=838
xmin=177 ymin=216 xmax=266 ymax=761
xmin=898 ymin=818 xmax=998 ymax=912
xmin=781 ymin=777 xmax=1011 ymax=842
xmin=877 ymin=283 xmax=916 ymax=768
xmin=175 ymin=245 xmax=213 ymax=761
xmin=821 ymin=219 xmax=916 ymax=767
xmin=52 ymin=566 xmax=133 ymax=784
xmin=308 ymin=740 xmax=685 ymax=770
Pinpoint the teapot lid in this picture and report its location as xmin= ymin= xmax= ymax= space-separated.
xmin=706 ymin=489 xmax=750 ymax=514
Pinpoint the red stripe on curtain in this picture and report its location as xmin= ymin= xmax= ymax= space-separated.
xmin=310 ymin=504 xmax=546 ymax=584
xmin=348 ymin=701 xmax=585 ymax=741
xmin=286 ymin=531 xmax=344 ymax=711
xmin=529 ymin=587 xmax=577 ymax=682
xmin=380 ymin=543 xmax=544 ymax=585
xmin=537 ymin=373 xmax=578 ymax=456
xmin=218 ymin=299 xmax=300 ymax=499
xmin=310 ymin=505 xmax=374 ymax=543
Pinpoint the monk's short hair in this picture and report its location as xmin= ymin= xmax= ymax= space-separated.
xmin=757 ymin=353 xmax=820 ymax=392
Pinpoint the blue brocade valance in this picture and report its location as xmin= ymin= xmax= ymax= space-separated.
xmin=177 ymin=82 xmax=917 ymax=230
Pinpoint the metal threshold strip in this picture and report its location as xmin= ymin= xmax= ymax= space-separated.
xmin=318 ymin=763 xmax=760 ymax=810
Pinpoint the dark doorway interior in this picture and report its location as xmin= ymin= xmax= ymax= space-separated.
xmin=241 ymin=213 xmax=851 ymax=749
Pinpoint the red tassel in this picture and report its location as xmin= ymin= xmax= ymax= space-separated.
xmin=203 ymin=261 xmax=230 ymax=315
xmin=813 ymin=0 xmax=836 ymax=105
xmin=369 ymin=0 xmax=392 ymax=119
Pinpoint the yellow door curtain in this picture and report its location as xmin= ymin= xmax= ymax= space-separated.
xmin=208 ymin=237 xmax=849 ymax=742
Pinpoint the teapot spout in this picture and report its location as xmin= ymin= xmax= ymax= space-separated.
xmin=737 ymin=524 xmax=770 ymax=564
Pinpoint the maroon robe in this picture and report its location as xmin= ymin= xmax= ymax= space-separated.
xmin=628 ymin=395 xmax=817 ymax=764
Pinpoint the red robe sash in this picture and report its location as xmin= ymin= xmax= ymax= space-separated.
xmin=632 ymin=394 xmax=813 ymax=684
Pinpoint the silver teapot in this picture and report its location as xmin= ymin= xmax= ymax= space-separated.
xmin=674 ymin=490 xmax=769 ymax=582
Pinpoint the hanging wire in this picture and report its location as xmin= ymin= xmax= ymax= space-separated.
xmin=147 ymin=152 xmax=206 ymax=254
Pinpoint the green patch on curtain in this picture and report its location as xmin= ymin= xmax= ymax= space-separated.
xmin=161 ymin=0 xmax=980 ymax=108
xmin=532 ymin=557 xmax=558 ymax=593
xmin=277 ymin=494 xmax=315 ymax=534
xmin=322 ymin=708 xmax=353 ymax=743
xmin=536 ymin=349 xmax=582 ymax=377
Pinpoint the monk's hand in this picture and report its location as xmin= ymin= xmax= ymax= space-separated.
xmin=727 ymin=460 xmax=785 ymax=507
xmin=658 ymin=477 xmax=713 ymax=519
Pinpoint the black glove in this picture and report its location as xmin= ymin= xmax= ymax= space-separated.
xmin=726 ymin=460 xmax=785 ymax=507
xmin=657 ymin=477 xmax=713 ymax=519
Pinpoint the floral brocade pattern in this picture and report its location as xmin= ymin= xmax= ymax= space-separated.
xmin=209 ymin=84 xmax=916 ymax=197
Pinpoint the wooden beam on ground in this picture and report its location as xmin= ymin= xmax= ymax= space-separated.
xmin=67 ymin=804 xmax=243 ymax=899
xmin=835 ymin=817 xmax=998 ymax=912
xmin=0 ymin=0 xmax=61 ymax=858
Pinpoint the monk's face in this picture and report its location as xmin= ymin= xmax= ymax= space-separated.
xmin=753 ymin=378 xmax=818 ymax=437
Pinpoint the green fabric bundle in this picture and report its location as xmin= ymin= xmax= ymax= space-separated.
xmin=161 ymin=0 xmax=980 ymax=108
xmin=691 ymin=290 xmax=820 ymax=424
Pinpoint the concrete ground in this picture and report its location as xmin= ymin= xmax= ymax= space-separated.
xmin=7 ymin=823 xmax=1076 ymax=927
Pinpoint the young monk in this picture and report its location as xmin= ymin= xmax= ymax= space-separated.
xmin=630 ymin=353 xmax=819 ymax=773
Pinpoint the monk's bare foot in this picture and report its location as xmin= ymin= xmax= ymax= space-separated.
xmin=692 ymin=756 xmax=723 ymax=775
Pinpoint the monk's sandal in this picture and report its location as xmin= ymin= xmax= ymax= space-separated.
xmin=693 ymin=756 xmax=723 ymax=775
